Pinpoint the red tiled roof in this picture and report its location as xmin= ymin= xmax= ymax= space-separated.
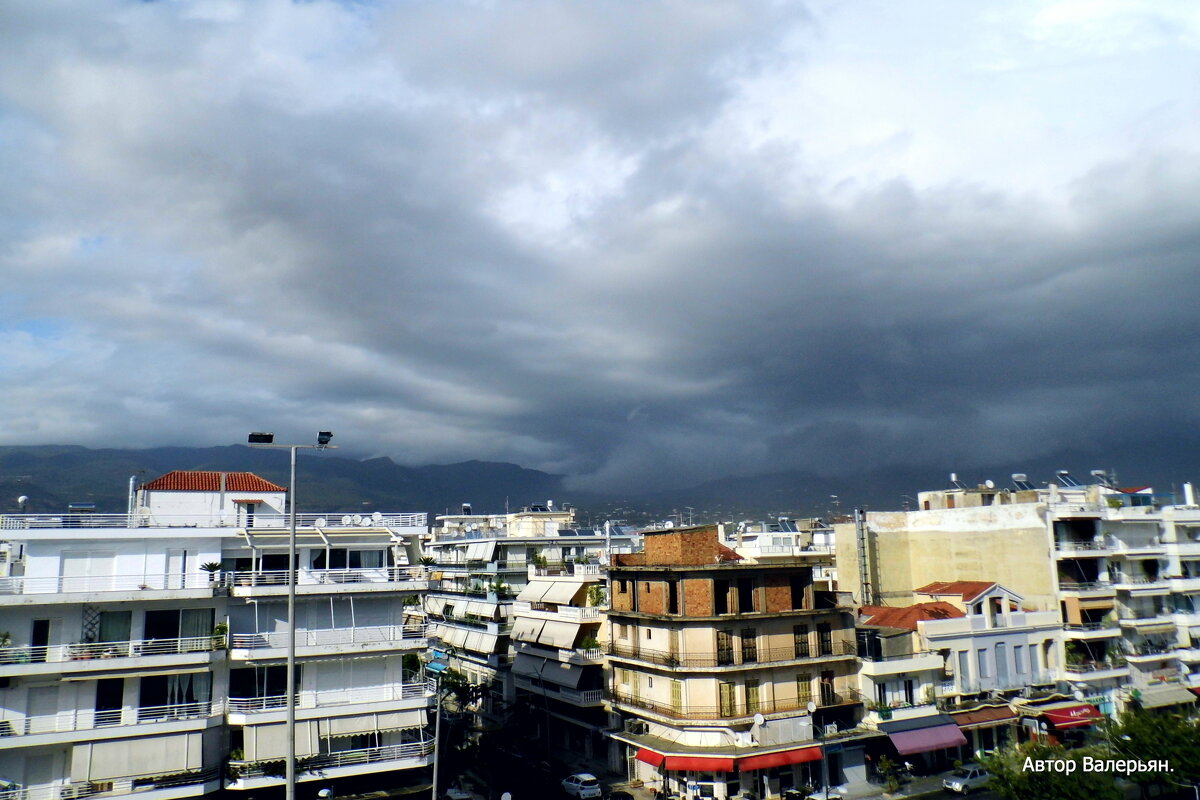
xmin=859 ymin=602 xmax=964 ymax=630
xmin=915 ymin=580 xmax=996 ymax=603
xmin=716 ymin=543 xmax=744 ymax=562
xmin=141 ymin=471 xmax=286 ymax=492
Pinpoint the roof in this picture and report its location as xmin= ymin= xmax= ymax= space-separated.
xmin=141 ymin=471 xmax=286 ymax=493
xmin=915 ymin=581 xmax=996 ymax=603
xmin=859 ymin=602 xmax=964 ymax=630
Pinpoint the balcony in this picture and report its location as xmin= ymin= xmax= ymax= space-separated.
xmin=606 ymin=640 xmax=857 ymax=670
xmin=1057 ymin=581 xmax=1116 ymax=598
xmin=857 ymin=651 xmax=944 ymax=676
xmin=606 ymin=687 xmax=861 ymax=722
xmin=0 ymin=768 xmax=221 ymax=800
xmin=513 ymin=675 xmax=604 ymax=707
xmin=0 ymin=701 xmax=221 ymax=748
xmin=1167 ymin=576 xmax=1200 ymax=593
xmin=1062 ymin=622 xmax=1122 ymax=640
xmin=513 ymin=640 xmax=603 ymax=665
xmin=530 ymin=562 xmax=604 ymax=577
xmin=1062 ymin=659 xmax=1129 ymax=681
xmin=1122 ymin=644 xmax=1178 ymax=663
xmin=1111 ymin=575 xmax=1171 ymax=595
xmin=227 ymin=680 xmax=433 ymax=723
xmin=0 ymin=572 xmax=217 ymax=603
xmin=228 ymin=738 xmax=434 ymax=788
xmin=0 ymin=635 xmax=225 ymax=677
xmin=863 ymin=702 xmax=939 ymax=725
xmin=511 ymin=601 xmax=602 ymax=621
xmin=225 ymin=567 xmax=430 ymax=597
xmin=1054 ymin=540 xmax=1113 ymax=558
xmin=229 ymin=624 xmax=429 ymax=659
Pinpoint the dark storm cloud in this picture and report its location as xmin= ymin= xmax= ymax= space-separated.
xmin=1 ymin=0 xmax=1198 ymax=492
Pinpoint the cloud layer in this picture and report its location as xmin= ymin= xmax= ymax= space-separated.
xmin=2 ymin=0 xmax=1199 ymax=492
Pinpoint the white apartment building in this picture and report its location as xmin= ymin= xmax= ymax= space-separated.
xmin=0 ymin=471 xmax=434 ymax=800
xmin=835 ymin=471 xmax=1200 ymax=717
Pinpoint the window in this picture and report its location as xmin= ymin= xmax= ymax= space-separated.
xmin=793 ymin=624 xmax=811 ymax=658
xmin=618 ymin=669 xmax=631 ymax=685
xmin=797 ymin=673 xmax=813 ymax=703
xmin=644 ymin=628 xmax=653 ymax=640
xmin=957 ymin=650 xmax=969 ymax=684
xmin=740 ymin=629 xmax=758 ymax=663
xmin=1014 ymin=645 xmax=1026 ymax=674
xmin=977 ymin=648 xmax=990 ymax=678
xmin=995 ymin=643 xmax=1009 ymax=680
xmin=647 ymin=677 xmax=654 ymax=689
xmin=817 ymin=623 xmax=833 ymax=656
xmin=746 ymin=679 xmax=760 ymax=713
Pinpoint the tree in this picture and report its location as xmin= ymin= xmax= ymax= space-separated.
xmin=983 ymin=742 xmax=1123 ymax=800
xmin=1106 ymin=708 xmax=1200 ymax=794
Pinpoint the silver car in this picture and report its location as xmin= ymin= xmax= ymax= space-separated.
xmin=942 ymin=764 xmax=990 ymax=794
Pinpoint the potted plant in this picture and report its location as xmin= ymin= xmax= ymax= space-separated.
xmin=201 ymin=562 xmax=222 ymax=584
xmin=211 ymin=622 xmax=229 ymax=650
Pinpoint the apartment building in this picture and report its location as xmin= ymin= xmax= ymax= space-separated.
xmin=422 ymin=505 xmax=636 ymax=729
xmin=607 ymin=526 xmax=873 ymax=800
xmin=0 ymin=471 xmax=433 ymax=800
xmin=835 ymin=472 xmax=1200 ymax=717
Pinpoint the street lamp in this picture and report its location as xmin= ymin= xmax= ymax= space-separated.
xmin=246 ymin=431 xmax=336 ymax=800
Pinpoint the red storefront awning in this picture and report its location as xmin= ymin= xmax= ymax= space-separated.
xmin=950 ymin=706 xmax=1017 ymax=730
xmin=739 ymin=746 xmax=823 ymax=771
xmin=1042 ymin=704 xmax=1103 ymax=729
xmin=636 ymin=749 xmax=665 ymax=767
xmin=888 ymin=724 xmax=968 ymax=755
xmin=663 ymin=756 xmax=736 ymax=773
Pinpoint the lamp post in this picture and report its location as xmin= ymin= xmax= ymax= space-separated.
xmin=247 ymin=431 xmax=336 ymax=800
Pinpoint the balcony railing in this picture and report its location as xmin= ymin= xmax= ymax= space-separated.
xmin=1063 ymin=658 xmax=1128 ymax=674
xmin=0 ymin=768 xmax=221 ymax=800
xmin=0 ymin=572 xmax=215 ymax=596
xmin=607 ymin=688 xmax=862 ymax=720
xmin=606 ymin=640 xmax=856 ymax=668
xmin=0 ymin=701 xmax=219 ymax=736
xmin=0 ymin=635 xmax=224 ymax=666
xmin=511 ymin=601 xmax=602 ymax=621
xmin=858 ymin=650 xmax=941 ymax=663
xmin=0 ymin=512 xmax=426 ymax=530
xmin=224 ymin=567 xmax=427 ymax=588
xmin=231 ymin=738 xmax=434 ymax=779
xmin=230 ymin=624 xmax=430 ymax=651
xmin=226 ymin=680 xmax=434 ymax=713
xmin=1057 ymin=581 xmax=1114 ymax=592
xmin=1063 ymin=622 xmax=1119 ymax=632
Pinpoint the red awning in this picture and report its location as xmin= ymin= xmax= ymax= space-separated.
xmin=1042 ymin=704 xmax=1102 ymax=729
xmin=232 ymin=498 xmax=266 ymax=504
xmin=888 ymin=724 xmax=968 ymax=755
xmin=663 ymin=756 xmax=736 ymax=773
xmin=950 ymin=706 xmax=1018 ymax=729
xmin=739 ymin=746 xmax=823 ymax=771
xmin=636 ymin=749 xmax=665 ymax=767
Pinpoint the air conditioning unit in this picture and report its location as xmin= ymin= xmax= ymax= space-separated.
xmin=624 ymin=719 xmax=648 ymax=735
xmin=824 ymin=724 xmax=839 ymax=737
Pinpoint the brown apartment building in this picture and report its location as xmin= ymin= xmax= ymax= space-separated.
xmin=606 ymin=526 xmax=876 ymax=800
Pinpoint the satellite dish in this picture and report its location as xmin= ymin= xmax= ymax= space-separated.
xmin=17 ymin=495 xmax=28 ymax=505
xmin=138 ymin=506 xmax=152 ymax=518
xmin=985 ymin=479 xmax=995 ymax=489
xmin=371 ymin=511 xmax=383 ymax=522
xmin=341 ymin=515 xmax=352 ymax=525
xmin=1073 ymin=689 xmax=1085 ymax=701
xmin=753 ymin=713 xmax=766 ymax=727
xmin=351 ymin=514 xmax=363 ymax=525
xmin=359 ymin=518 xmax=372 ymax=527
xmin=806 ymin=701 xmax=817 ymax=714
xmin=315 ymin=518 xmax=327 ymax=528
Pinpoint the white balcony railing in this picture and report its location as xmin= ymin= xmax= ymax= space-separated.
xmin=230 ymin=624 xmax=430 ymax=651
xmin=0 ymin=511 xmax=427 ymax=531
xmin=226 ymin=680 xmax=435 ymax=713
xmin=224 ymin=567 xmax=428 ymax=589
xmin=0 ymin=769 xmax=221 ymax=800
xmin=511 ymin=601 xmax=601 ymax=621
xmin=232 ymin=738 xmax=434 ymax=779
xmin=0 ymin=572 xmax=215 ymax=596
xmin=0 ymin=635 xmax=224 ymax=667
xmin=0 ymin=701 xmax=219 ymax=736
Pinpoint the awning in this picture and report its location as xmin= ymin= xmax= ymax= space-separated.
xmin=950 ymin=705 xmax=1018 ymax=730
xmin=1037 ymin=703 xmax=1103 ymax=729
xmin=517 ymin=581 xmax=554 ymax=602
xmin=511 ymin=617 xmax=546 ymax=643
xmin=513 ymin=654 xmax=584 ymax=688
xmin=888 ymin=724 xmax=968 ymax=755
xmin=464 ymin=631 xmax=499 ymax=654
xmin=538 ymin=619 xmax=581 ymax=649
xmin=543 ymin=580 xmax=585 ymax=604
xmin=325 ymin=709 xmax=426 ymax=736
xmin=466 ymin=600 xmax=499 ymax=618
xmin=233 ymin=498 xmax=266 ymax=504
xmin=426 ymin=661 xmax=448 ymax=673
xmin=423 ymin=596 xmax=446 ymax=615
xmin=1137 ymin=684 xmax=1198 ymax=709
xmin=637 ymin=749 xmax=665 ymax=767
xmin=739 ymin=746 xmax=822 ymax=771
xmin=465 ymin=541 xmax=497 ymax=561
xmin=664 ymin=756 xmax=735 ymax=772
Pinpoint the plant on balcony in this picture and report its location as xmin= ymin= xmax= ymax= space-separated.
xmin=490 ymin=580 xmax=510 ymax=597
xmin=200 ymin=562 xmax=222 ymax=581
xmin=586 ymin=584 xmax=606 ymax=608
xmin=579 ymin=635 xmax=600 ymax=651
xmin=532 ymin=554 xmax=548 ymax=568
xmin=1064 ymin=641 xmax=1085 ymax=666
xmin=211 ymin=622 xmax=228 ymax=650
xmin=0 ymin=631 xmax=10 ymax=648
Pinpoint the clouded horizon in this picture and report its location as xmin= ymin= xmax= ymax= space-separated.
xmin=2 ymin=1 xmax=1199 ymax=493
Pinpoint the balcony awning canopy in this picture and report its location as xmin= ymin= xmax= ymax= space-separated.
xmin=517 ymin=580 xmax=554 ymax=602
xmin=538 ymin=619 xmax=581 ymax=649
xmin=1026 ymin=701 xmax=1103 ymax=729
xmin=543 ymin=580 xmax=585 ymax=604
xmin=636 ymin=749 xmax=665 ymax=767
xmin=513 ymin=653 xmax=584 ymax=688
xmin=464 ymin=631 xmax=499 ymax=654
xmin=465 ymin=541 xmax=496 ymax=561
xmin=1137 ymin=684 xmax=1197 ymax=709
xmin=881 ymin=713 xmax=966 ymax=755
xmin=949 ymin=705 xmax=1017 ymax=730
xmin=738 ymin=746 xmax=822 ymax=771
xmin=664 ymin=755 xmax=735 ymax=772
xmin=511 ymin=617 xmax=545 ymax=643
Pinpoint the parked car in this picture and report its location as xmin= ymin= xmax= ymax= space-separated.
xmin=561 ymin=773 xmax=603 ymax=799
xmin=942 ymin=764 xmax=991 ymax=794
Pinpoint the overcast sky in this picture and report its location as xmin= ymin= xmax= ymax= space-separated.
xmin=2 ymin=0 xmax=1199 ymax=493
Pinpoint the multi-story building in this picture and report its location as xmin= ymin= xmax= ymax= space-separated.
xmin=606 ymin=526 xmax=873 ymax=800
xmin=422 ymin=506 xmax=636 ymax=730
xmin=835 ymin=472 xmax=1200 ymax=716
xmin=0 ymin=471 xmax=434 ymax=800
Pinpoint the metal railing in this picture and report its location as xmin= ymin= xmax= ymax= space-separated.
xmin=1063 ymin=622 xmax=1119 ymax=632
xmin=223 ymin=567 xmax=428 ymax=588
xmin=857 ymin=649 xmax=942 ymax=663
xmin=226 ymin=679 xmax=434 ymax=713
xmin=230 ymin=624 xmax=430 ymax=651
xmin=0 ymin=769 xmax=222 ymax=800
xmin=0 ymin=511 xmax=426 ymax=530
xmin=0 ymin=635 xmax=224 ymax=666
xmin=511 ymin=601 xmax=602 ymax=621
xmin=1057 ymin=581 xmax=1113 ymax=592
xmin=231 ymin=738 xmax=434 ymax=778
xmin=607 ymin=688 xmax=861 ymax=720
xmin=0 ymin=572 xmax=215 ymax=596
xmin=606 ymin=639 xmax=856 ymax=668
xmin=1063 ymin=658 xmax=1128 ymax=674
xmin=0 ymin=701 xmax=219 ymax=736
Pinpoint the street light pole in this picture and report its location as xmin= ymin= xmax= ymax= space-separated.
xmin=248 ymin=432 xmax=335 ymax=800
